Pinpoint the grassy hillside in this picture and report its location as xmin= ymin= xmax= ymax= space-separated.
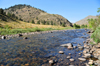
xmin=0 ymin=5 xmax=74 ymax=35
xmin=4 ymin=4 xmax=72 ymax=27
xmin=0 ymin=20 xmax=73 ymax=35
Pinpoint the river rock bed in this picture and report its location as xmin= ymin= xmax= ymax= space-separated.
xmin=0 ymin=29 xmax=95 ymax=66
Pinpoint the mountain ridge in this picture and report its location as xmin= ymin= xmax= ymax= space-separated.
xmin=75 ymin=15 xmax=98 ymax=25
xmin=4 ymin=4 xmax=73 ymax=27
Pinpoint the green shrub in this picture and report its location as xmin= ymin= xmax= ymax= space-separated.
xmin=37 ymin=20 xmax=40 ymax=24
xmin=88 ymin=18 xmax=98 ymax=30
xmin=62 ymin=23 xmax=66 ymax=27
xmin=91 ymin=25 xmax=100 ymax=43
xmin=73 ymin=24 xmax=80 ymax=29
xmin=80 ymin=25 xmax=87 ymax=28
xmin=31 ymin=20 xmax=35 ymax=24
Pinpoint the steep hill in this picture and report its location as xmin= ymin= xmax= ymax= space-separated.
xmin=75 ymin=15 xmax=98 ymax=25
xmin=4 ymin=4 xmax=72 ymax=27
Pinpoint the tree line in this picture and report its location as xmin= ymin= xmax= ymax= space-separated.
xmin=31 ymin=19 xmax=66 ymax=27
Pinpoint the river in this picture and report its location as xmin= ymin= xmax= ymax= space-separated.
xmin=0 ymin=29 xmax=90 ymax=66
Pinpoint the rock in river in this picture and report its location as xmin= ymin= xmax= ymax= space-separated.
xmin=83 ymin=53 xmax=91 ymax=58
xmin=78 ymin=46 xmax=84 ymax=50
xmin=78 ymin=58 xmax=86 ymax=61
xmin=49 ymin=60 xmax=54 ymax=64
xmin=1 ymin=36 xmax=6 ymax=39
xmin=88 ymin=60 xmax=93 ymax=65
xmin=67 ymin=56 xmax=71 ymax=59
xmin=59 ymin=51 xmax=64 ymax=54
xmin=60 ymin=43 xmax=73 ymax=47
xmin=69 ymin=58 xmax=74 ymax=62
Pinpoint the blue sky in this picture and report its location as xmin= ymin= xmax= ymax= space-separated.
xmin=0 ymin=0 xmax=100 ymax=23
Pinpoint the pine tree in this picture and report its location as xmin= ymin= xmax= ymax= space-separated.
xmin=37 ymin=20 xmax=40 ymax=24
xmin=31 ymin=20 xmax=35 ymax=24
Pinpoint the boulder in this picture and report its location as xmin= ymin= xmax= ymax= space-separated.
xmin=67 ymin=56 xmax=71 ymax=59
xmin=69 ymin=59 xmax=74 ymax=62
xmin=68 ymin=46 xmax=73 ymax=49
xmin=1 ymin=36 xmax=6 ymax=39
xmin=78 ymin=58 xmax=86 ymax=61
xmin=73 ymin=46 xmax=77 ymax=48
xmin=69 ymin=53 xmax=71 ymax=55
xmin=59 ymin=51 xmax=64 ymax=54
xmin=60 ymin=43 xmax=73 ymax=47
xmin=83 ymin=53 xmax=91 ymax=58
xmin=88 ymin=60 xmax=93 ymax=65
xmin=49 ymin=60 xmax=54 ymax=64
xmin=78 ymin=46 xmax=84 ymax=50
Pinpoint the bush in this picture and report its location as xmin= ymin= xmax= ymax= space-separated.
xmin=37 ymin=20 xmax=40 ymax=24
xmin=91 ymin=25 xmax=100 ymax=43
xmin=73 ymin=24 xmax=80 ymax=29
xmin=88 ymin=18 xmax=98 ymax=30
xmin=62 ymin=23 xmax=66 ymax=27
xmin=80 ymin=25 xmax=87 ymax=28
xmin=31 ymin=20 xmax=35 ymax=24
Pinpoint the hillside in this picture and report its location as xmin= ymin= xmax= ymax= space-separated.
xmin=75 ymin=15 xmax=98 ymax=25
xmin=4 ymin=4 xmax=72 ymax=27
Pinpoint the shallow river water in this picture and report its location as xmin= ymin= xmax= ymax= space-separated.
xmin=0 ymin=29 xmax=90 ymax=66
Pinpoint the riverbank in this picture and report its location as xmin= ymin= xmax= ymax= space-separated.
xmin=0 ymin=27 xmax=75 ymax=39
xmin=83 ymin=30 xmax=100 ymax=66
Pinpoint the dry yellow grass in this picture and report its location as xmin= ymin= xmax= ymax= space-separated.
xmin=0 ymin=20 xmax=66 ymax=29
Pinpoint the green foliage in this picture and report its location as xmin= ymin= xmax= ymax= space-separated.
xmin=0 ymin=27 xmax=74 ymax=35
xmin=62 ymin=23 xmax=66 ymax=27
xmin=31 ymin=20 xmax=35 ymax=24
xmin=7 ymin=12 xmax=11 ymax=17
xmin=51 ymin=21 xmax=53 ymax=25
xmin=73 ymin=24 xmax=80 ymax=29
xmin=0 ymin=8 xmax=4 ymax=15
xmin=97 ymin=8 xmax=100 ymax=13
xmin=88 ymin=18 xmax=98 ymax=30
xmin=41 ymin=20 xmax=46 ymax=25
xmin=80 ymin=25 xmax=87 ymax=28
xmin=89 ymin=8 xmax=100 ymax=43
xmin=37 ymin=20 xmax=40 ymax=24
xmin=91 ymin=25 xmax=100 ymax=43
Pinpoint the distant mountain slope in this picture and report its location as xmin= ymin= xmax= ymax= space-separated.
xmin=4 ymin=4 xmax=72 ymax=27
xmin=75 ymin=15 xmax=98 ymax=25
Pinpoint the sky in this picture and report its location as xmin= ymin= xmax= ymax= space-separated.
xmin=0 ymin=0 xmax=100 ymax=23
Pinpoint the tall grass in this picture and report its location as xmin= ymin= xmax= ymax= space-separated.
xmin=0 ymin=27 xmax=74 ymax=35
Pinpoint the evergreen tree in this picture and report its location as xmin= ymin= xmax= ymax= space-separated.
xmin=32 ymin=20 xmax=35 ymax=23
xmin=0 ymin=8 xmax=4 ymax=15
xmin=51 ymin=21 xmax=53 ymax=25
xmin=37 ymin=20 xmax=40 ymax=24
